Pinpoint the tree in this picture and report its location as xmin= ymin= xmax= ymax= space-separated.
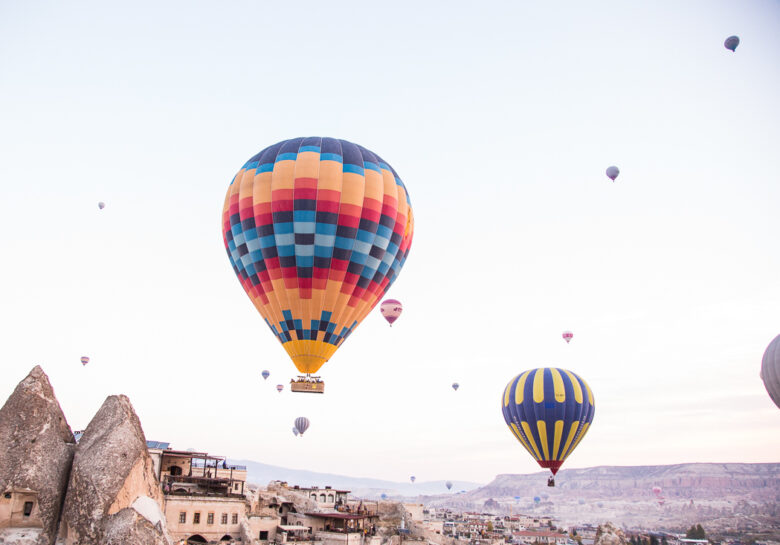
xmin=487 ymin=522 xmax=494 ymax=532
xmin=650 ymin=536 xmax=659 ymax=545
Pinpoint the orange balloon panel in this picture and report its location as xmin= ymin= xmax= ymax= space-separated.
xmin=222 ymin=137 xmax=414 ymax=374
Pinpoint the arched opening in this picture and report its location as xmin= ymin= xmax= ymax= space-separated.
xmin=187 ymin=535 xmax=208 ymax=544
xmin=169 ymin=466 xmax=182 ymax=476
xmin=327 ymin=494 xmax=334 ymax=502
xmin=310 ymin=494 xmax=317 ymax=500
xmin=220 ymin=535 xmax=233 ymax=542
xmin=319 ymin=494 xmax=326 ymax=502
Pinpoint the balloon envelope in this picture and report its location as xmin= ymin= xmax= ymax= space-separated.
xmin=380 ymin=299 xmax=403 ymax=325
xmin=294 ymin=417 xmax=310 ymax=436
xmin=293 ymin=427 xmax=299 ymax=436
xmin=652 ymin=486 xmax=662 ymax=495
xmin=606 ymin=166 xmax=620 ymax=181
xmin=98 ymin=202 xmax=105 ymax=210
xmin=262 ymin=370 xmax=270 ymax=380
xmin=761 ymin=334 xmax=780 ymax=409
xmin=276 ymin=384 xmax=284 ymax=393
xmin=80 ymin=356 xmax=89 ymax=366
xmin=562 ymin=331 xmax=573 ymax=344
xmin=445 ymin=481 xmax=453 ymax=490
xmin=410 ymin=476 xmax=416 ymax=483
xmin=724 ymin=35 xmax=740 ymax=52
xmin=380 ymin=493 xmax=388 ymax=500
xmin=222 ymin=137 xmax=414 ymax=376
xmin=502 ymin=368 xmax=595 ymax=475
xmin=452 ymin=382 xmax=459 ymax=391
xmin=534 ymin=496 xmax=541 ymax=503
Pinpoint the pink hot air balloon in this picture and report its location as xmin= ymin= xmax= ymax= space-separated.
xmin=652 ymin=486 xmax=662 ymax=495
xmin=276 ymin=384 xmax=283 ymax=393
xmin=380 ymin=299 xmax=403 ymax=326
xmin=562 ymin=331 xmax=573 ymax=344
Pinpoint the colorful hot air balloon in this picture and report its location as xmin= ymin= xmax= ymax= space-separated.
xmin=446 ymin=481 xmax=453 ymax=490
xmin=761 ymin=334 xmax=780 ymax=409
xmin=606 ymin=166 xmax=620 ymax=181
xmin=501 ymin=368 xmax=595 ymax=482
xmin=80 ymin=356 xmax=89 ymax=366
xmin=262 ymin=370 xmax=270 ymax=380
xmin=724 ymin=35 xmax=740 ymax=52
xmin=276 ymin=384 xmax=284 ymax=393
xmin=410 ymin=476 xmax=416 ymax=483
xmin=380 ymin=299 xmax=403 ymax=326
xmin=222 ymin=138 xmax=414 ymax=385
xmin=294 ymin=417 xmax=310 ymax=436
xmin=452 ymin=382 xmax=459 ymax=391
xmin=293 ymin=427 xmax=299 ymax=437
xmin=562 ymin=331 xmax=573 ymax=344
xmin=98 ymin=202 xmax=105 ymax=210
xmin=652 ymin=486 xmax=662 ymax=495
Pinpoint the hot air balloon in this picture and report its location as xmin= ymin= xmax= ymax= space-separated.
xmin=98 ymin=202 xmax=105 ymax=210
xmin=452 ymin=382 xmax=459 ymax=391
xmin=293 ymin=427 xmax=299 ymax=437
xmin=534 ymin=496 xmax=541 ymax=504
xmin=501 ymin=368 xmax=595 ymax=487
xmin=724 ymin=35 xmax=740 ymax=52
xmin=222 ymin=138 xmax=414 ymax=393
xmin=562 ymin=331 xmax=573 ymax=344
xmin=652 ymin=486 xmax=662 ymax=495
xmin=578 ymin=499 xmax=585 ymax=505
xmin=262 ymin=370 xmax=270 ymax=380
xmin=761 ymin=334 xmax=780 ymax=409
xmin=276 ymin=384 xmax=284 ymax=393
xmin=606 ymin=166 xmax=620 ymax=181
xmin=380 ymin=493 xmax=388 ymax=500
xmin=410 ymin=476 xmax=416 ymax=483
xmin=294 ymin=417 xmax=310 ymax=436
xmin=380 ymin=299 xmax=403 ymax=326
xmin=513 ymin=496 xmax=521 ymax=502
xmin=597 ymin=502 xmax=604 ymax=508
xmin=80 ymin=356 xmax=89 ymax=366
xmin=445 ymin=481 xmax=453 ymax=490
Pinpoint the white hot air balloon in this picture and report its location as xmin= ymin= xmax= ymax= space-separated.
xmin=606 ymin=166 xmax=620 ymax=181
xmin=761 ymin=334 xmax=780 ymax=409
xmin=295 ymin=417 xmax=310 ymax=436
xmin=98 ymin=202 xmax=105 ymax=210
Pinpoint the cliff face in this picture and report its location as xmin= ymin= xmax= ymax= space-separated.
xmin=0 ymin=366 xmax=76 ymax=545
xmin=60 ymin=395 xmax=170 ymax=545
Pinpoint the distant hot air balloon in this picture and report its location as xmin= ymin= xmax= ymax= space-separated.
xmin=724 ymin=35 xmax=740 ymax=52
xmin=658 ymin=497 xmax=666 ymax=506
xmin=222 ymin=138 xmax=414 ymax=387
xmin=276 ymin=384 xmax=284 ymax=393
xmin=452 ymin=382 xmax=459 ymax=391
xmin=534 ymin=496 xmax=541 ymax=504
xmin=262 ymin=370 xmax=270 ymax=380
xmin=294 ymin=417 xmax=310 ymax=436
xmin=293 ymin=427 xmax=299 ymax=437
xmin=562 ymin=331 xmax=573 ymax=344
xmin=502 ymin=368 xmax=595 ymax=485
xmin=578 ymin=498 xmax=585 ymax=505
xmin=380 ymin=493 xmax=388 ymax=500
xmin=446 ymin=481 xmax=453 ymax=490
xmin=98 ymin=202 xmax=105 ymax=210
xmin=380 ymin=299 xmax=403 ymax=326
xmin=597 ymin=502 xmax=604 ymax=508
xmin=761 ymin=334 xmax=780 ymax=409
xmin=410 ymin=476 xmax=416 ymax=483
xmin=80 ymin=356 xmax=89 ymax=366
xmin=652 ymin=486 xmax=662 ymax=495
xmin=606 ymin=166 xmax=620 ymax=182
xmin=513 ymin=496 xmax=521 ymax=502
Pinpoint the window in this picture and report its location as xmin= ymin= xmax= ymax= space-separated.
xmin=222 ymin=513 xmax=228 ymax=524
xmin=260 ymin=531 xmax=269 ymax=540
xmin=23 ymin=502 xmax=34 ymax=517
xmin=3 ymin=493 xmax=10 ymax=499
xmin=327 ymin=494 xmax=334 ymax=502
xmin=179 ymin=512 xmax=186 ymax=523
xmin=320 ymin=494 xmax=326 ymax=502
xmin=194 ymin=512 xmax=201 ymax=524
xmin=207 ymin=513 xmax=214 ymax=524
xmin=232 ymin=513 xmax=238 ymax=524
xmin=311 ymin=494 xmax=317 ymax=500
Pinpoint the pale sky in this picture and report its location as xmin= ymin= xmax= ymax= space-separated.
xmin=1 ymin=1 xmax=779 ymax=484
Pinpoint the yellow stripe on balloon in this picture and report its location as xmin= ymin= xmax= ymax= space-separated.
xmin=510 ymin=423 xmax=538 ymax=460
xmin=503 ymin=378 xmax=515 ymax=408
xmin=559 ymin=421 xmax=579 ymax=461
xmin=568 ymin=421 xmax=592 ymax=456
xmin=550 ymin=368 xmax=565 ymax=402
xmin=520 ymin=421 xmax=543 ymax=461
xmin=552 ymin=420 xmax=564 ymax=461
xmin=563 ymin=370 xmax=583 ymax=403
xmin=583 ymin=378 xmax=595 ymax=405
xmin=537 ymin=420 xmax=550 ymax=460
xmin=514 ymin=370 xmax=531 ymax=405
xmin=533 ymin=368 xmax=545 ymax=403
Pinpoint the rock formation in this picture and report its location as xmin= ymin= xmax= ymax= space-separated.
xmin=59 ymin=395 xmax=171 ymax=545
xmin=594 ymin=522 xmax=628 ymax=545
xmin=0 ymin=366 xmax=76 ymax=545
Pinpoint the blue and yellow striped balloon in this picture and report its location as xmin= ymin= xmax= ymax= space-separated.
xmin=501 ymin=368 xmax=595 ymax=475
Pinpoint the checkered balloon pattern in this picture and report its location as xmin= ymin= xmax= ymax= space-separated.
xmin=222 ymin=137 xmax=414 ymax=375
